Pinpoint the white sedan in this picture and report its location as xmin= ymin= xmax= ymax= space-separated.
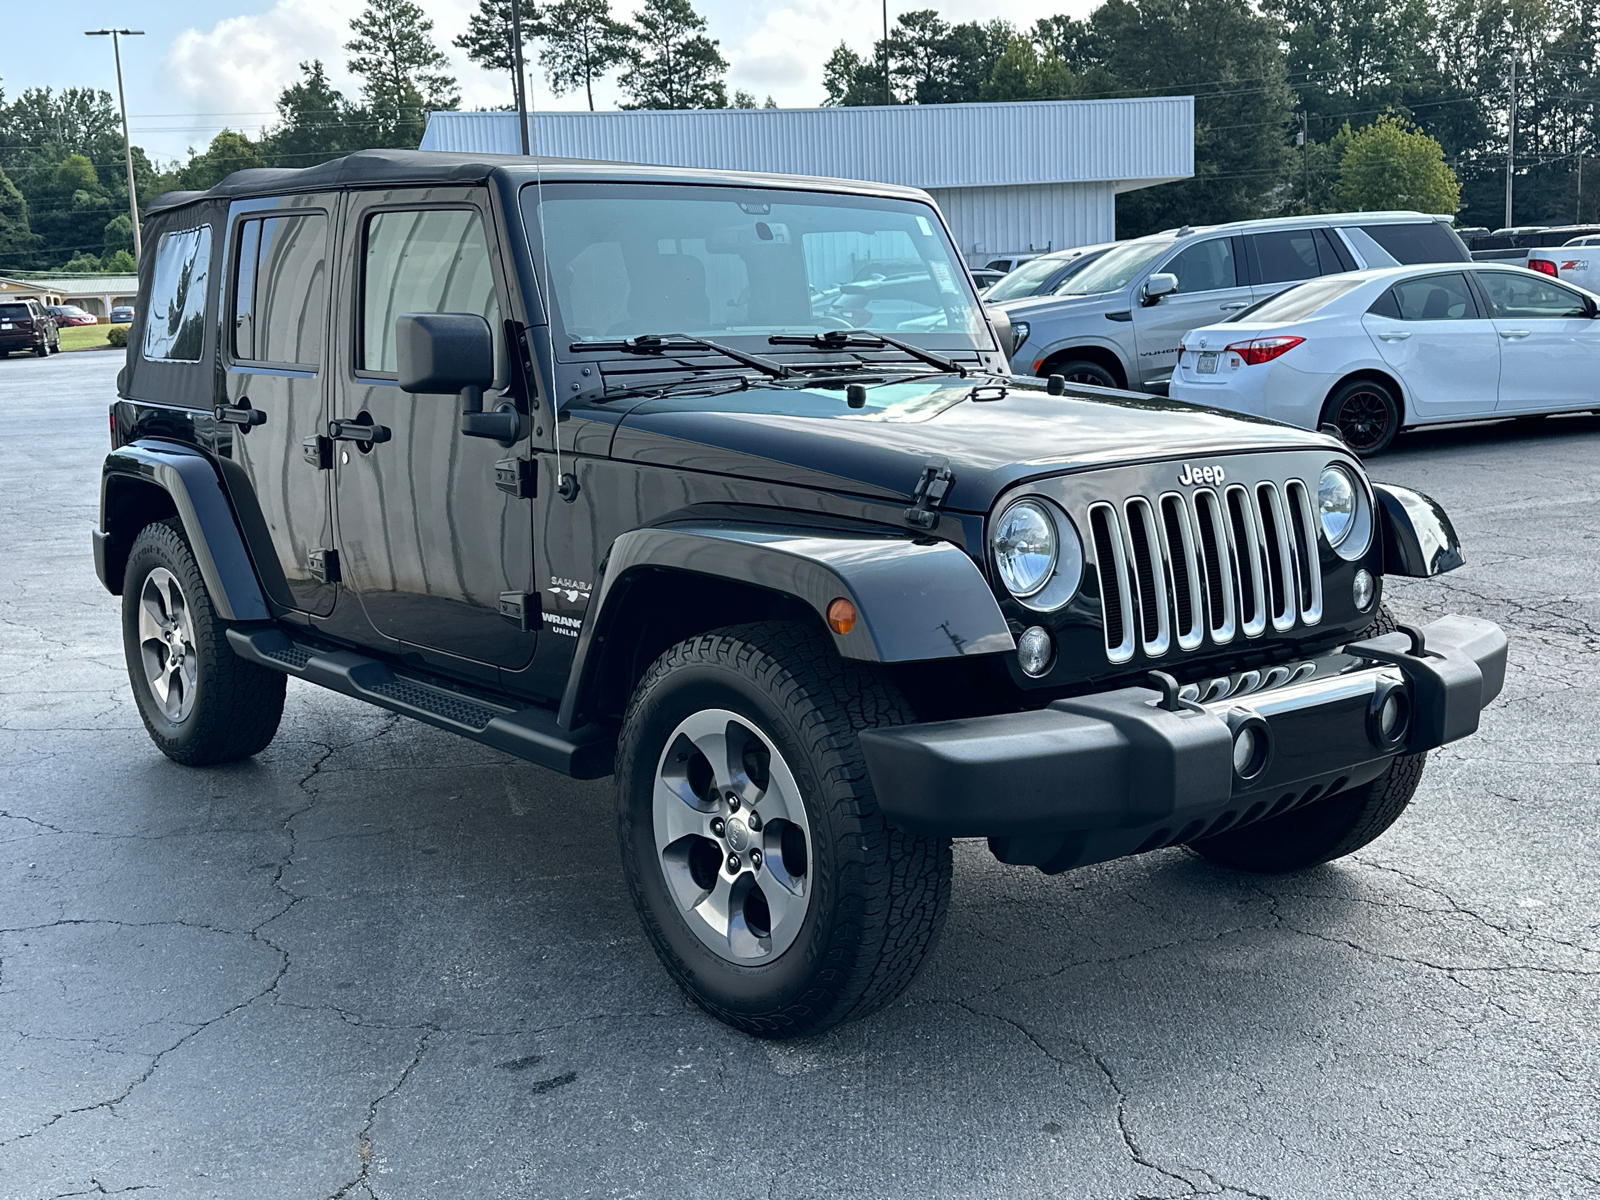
xmin=1169 ymin=263 xmax=1600 ymax=453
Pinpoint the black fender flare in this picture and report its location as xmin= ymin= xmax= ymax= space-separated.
xmin=1373 ymin=483 xmax=1465 ymax=578
xmin=96 ymin=440 xmax=271 ymax=622
xmin=558 ymin=524 xmax=1015 ymax=728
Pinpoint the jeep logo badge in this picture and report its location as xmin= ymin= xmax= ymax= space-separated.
xmin=1178 ymin=463 xmax=1225 ymax=486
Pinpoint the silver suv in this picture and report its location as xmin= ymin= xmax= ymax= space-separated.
xmin=992 ymin=212 xmax=1469 ymax=392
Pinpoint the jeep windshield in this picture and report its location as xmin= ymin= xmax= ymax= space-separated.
xmin=1054 ymin=238 xmax=1174 ymax=296
xmin=521 ymin=183 xmax=989 ymax=363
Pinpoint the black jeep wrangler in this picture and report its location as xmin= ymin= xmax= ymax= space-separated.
xmin=96 ymin=150 xmax=1506 ymax=1037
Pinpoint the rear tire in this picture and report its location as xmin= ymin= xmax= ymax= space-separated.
xmin=34 ymin=341 xmax=48 ymax=358
xmin=1321 ymin=379 xmax=1400 ymax=455
xmin=121 ymin=520 xmax=286 ymax=765
xmin=1190 ymin=604 xmax=1422 ymax=873
xmin=1043 ymin=358 xmax=1119 ymax=389
xmin=615 ymin=622 xmax=952 ymax=1037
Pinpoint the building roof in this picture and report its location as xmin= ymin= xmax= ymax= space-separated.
xmin=0 ymin=274 xmax=138 ymax=296
xmin=420 ymin=98 xmax=1194 ymax=194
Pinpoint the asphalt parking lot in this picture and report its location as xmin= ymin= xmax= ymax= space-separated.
xmin=2 ymin=350 xmax=1598 ymax=1200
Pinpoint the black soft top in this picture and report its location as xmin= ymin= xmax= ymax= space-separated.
xmin=144 ymin=148 xmax=928 ymax=216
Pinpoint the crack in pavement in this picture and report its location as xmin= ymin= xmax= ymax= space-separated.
xmin=328 ymin=1028 xmax=434 ymax=1200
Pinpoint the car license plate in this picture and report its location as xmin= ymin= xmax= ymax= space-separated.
xmin=1197 ymin=352 xmax=1218 ymax=374
xmin=0 ymin=323 xmax=11 ymax=330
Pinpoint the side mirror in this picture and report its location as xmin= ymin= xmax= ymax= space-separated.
xmin=1141 ymin=273 xmax=1179 ymax=306
xmin=1586 ymin=296 xmax=1600 ymax=319
xmin=985 ymin=304 xmax=1017 ymax=357
xmin=395 ymin=312 xmax=521 ymax=444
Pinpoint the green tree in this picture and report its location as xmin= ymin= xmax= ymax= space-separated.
xmin=174 ymin=130 xmax=265 ymax=192
xmin=822 ymin=43 xmax=888 ymax=106
xmin=346 ymin=0 xmax=459 ymax=146
xmin=103 ymin=248 xmax=136 ymax=273
xmin=538 ymin=0 xmax=632 ymax=111
xmin=620 ymin=0 xmax=728 ymax=110
xmin=0 ymin=165 xmax=37 ymax=271
xmin=103 ymin=213 xmax=133 ymax=257
xmin=64 ymin=251 xmax=101 ymax=272
xmin=260 ymin=61 xmax=363 ymax=169
xmin=1082 ymin=0 xmax=1296 ymax=236
xmin=56 ymin=153 xmax=99 ymax=193
xmin=1337 ymin=116 xmax=1461 ymax=212
xmin=454 ymin=0 xmax=537 ymax=114
xmin=980 ymin=35 xmax=1078 ymax=101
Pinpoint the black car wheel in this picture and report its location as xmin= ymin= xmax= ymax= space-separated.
xmin=1321 ymin=379 xmax=1400 ymax=455
xmin=1044 ymin=359 xmax=1119 ymax=389
xmin=615 ymin=622 xmax=952 ymax=1038
xmin=122 ymin=520 xmax=286 ymax=765
xmin=1189 ymin=606 xmax=1423 ymax=872
xmin=33 ymin=340 xmax=48 ymax=358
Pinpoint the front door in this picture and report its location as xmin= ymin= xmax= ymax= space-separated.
xmin=329 ymin=187 xmax=537 ymax=673
xmin=1361 ymin=271 xmax=1499 ymax=421
xmin=220 ymin=196 xmax=337 ymax=615
xmin=1131 ymin=237 xmax=1252 ymax=388
xmin=1474 ymin=270 xmax=1600 ymax=413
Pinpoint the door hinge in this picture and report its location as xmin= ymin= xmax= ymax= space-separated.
xmin=302 ymin=434 xmax=333 ymax=470
xmin=495 ymin=456 xmax=536 ymax=499
xmin=499 ymin=591 xmax=543 ymax=632
xmin=903 ymin=456 xmax=954 ymax=530
xmin=309 ymin=548 xmax=340 ymax=584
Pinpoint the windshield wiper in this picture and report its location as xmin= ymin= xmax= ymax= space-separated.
xmin=767 ymin=329 xmax=968 ymax=377
xmin=570 ymin=334 xmax=792 ymax=379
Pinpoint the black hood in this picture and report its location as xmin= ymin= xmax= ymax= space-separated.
xmin=606 ymin=374 xmax=1340 ymax=512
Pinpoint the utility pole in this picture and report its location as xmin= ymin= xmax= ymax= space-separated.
xmin=85 ymin=29 xmax=144 ymax=266
xmin=1505 ymin=55 xmax=1516 ymax=230
xmin=509 ymin=0 xmax=530 ymax=155
xmin=1301 ymin=112 xmax=1310 ymax=211
xmin=883 ymin=0 xmax=891 ymax=106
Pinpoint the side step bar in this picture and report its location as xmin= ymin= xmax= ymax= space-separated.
xmin=227 ymin=626 xmax=616 ymax=779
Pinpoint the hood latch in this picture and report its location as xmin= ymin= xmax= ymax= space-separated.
xmin=904 ymin=456 xmax=954 ymax=530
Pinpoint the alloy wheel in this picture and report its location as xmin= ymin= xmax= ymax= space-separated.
xmin=1335 ymin=389 xmax=1392 ymax=452
xmin=137 ymin=566 xmax=199 ymax=722
xmin=652 ymin=708 xmax=813 ymax=964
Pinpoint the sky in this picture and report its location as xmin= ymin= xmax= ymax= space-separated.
xmin=5 ymin=1 xmax=1093 ymax=164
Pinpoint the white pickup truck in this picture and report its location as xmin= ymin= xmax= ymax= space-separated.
xmin=1527 ymin=235 xmax=1600 ymax=291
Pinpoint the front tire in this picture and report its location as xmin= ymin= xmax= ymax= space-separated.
xmin=121 ymin=520 xmax=286 ymax=765
xmin=1043 ymin=358 xmax=1119 ymax=389
xmin=616 ymin=623 xmax=952 ymax=1037
xmin=1190 ymin=604 xmax=1423 ymax=872
xmin=1321 ymin=378 xmax=1400 ymax=455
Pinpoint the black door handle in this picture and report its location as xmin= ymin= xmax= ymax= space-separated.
xmin=328 ymin=418 xmax=391 ymax=445
xmin=214 ymin=398 xmax=267 ymax=428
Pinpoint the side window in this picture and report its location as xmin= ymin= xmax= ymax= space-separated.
xmin=361 ymin=208 xmax=503 ymax=378
xmin=232 ymin=213 xmax=328 ymax=367
xmin=1385 ymin=273 xmax=1480 ymax=321
xmin=1360 ymin=222 xmax=1469 ymax=265
xmin=1477 ymin=271 xmax=1590 ymax=319
xmin=142 ymin=225 xmax=212 ymax=362
xmin=1165 ymin=238 xmax=1237 ymax=293
xmin=1251 ymin=230 xmax=1322 ymax=285
xmin=1312 ymin=228 xmax=1352 ymax=274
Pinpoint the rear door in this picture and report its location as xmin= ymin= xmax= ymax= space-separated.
xmin=219 ymin=196 xmax=337 ymax=615
xmin=1361 ymin=272 xmax=1499 ymax=421
xmin=1130 ymin=236 xmax=1251 ymax=387
xmin=1474 ymin=270 xmax=1600 ymax=413
xmin=1245 ymin=227 xmax=1346 ymax=303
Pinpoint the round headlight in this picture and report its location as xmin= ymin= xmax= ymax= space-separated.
xmin=1318 ymin=466 xmax=1358 ymax=548
xmin=992 ymin=500 xmax=1058 ymax=598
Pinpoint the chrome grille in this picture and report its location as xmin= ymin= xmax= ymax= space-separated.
xmin=1091 ymin=479 xmax=1323 ymax=663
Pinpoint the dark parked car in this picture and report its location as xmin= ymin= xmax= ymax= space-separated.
xmin=50 ymin=304 xmax=100 ymax=327
xmin=96 ymin=150 xmax=1506 ymax=1037
xmin=0 ymin=298 xmax=60 ymax=357
xmin=110 ymin=305 xmax=136 ymax=324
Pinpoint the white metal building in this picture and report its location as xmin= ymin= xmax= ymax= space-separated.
xmin=420 ymin=98 xmax=1193 ymax=263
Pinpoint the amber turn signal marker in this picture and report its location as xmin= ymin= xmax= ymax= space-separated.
xmin=826 ymin=597 xmax=857 ymax=634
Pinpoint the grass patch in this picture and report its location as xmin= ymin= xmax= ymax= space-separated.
xmin=59 ymin=324 xmax=123 ymax=352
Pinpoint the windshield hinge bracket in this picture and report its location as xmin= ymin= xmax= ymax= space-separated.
xmin=495 ymin=456 xmax=536 ymax=499
xmin=904 ymin=457 xmax=954 ymax=530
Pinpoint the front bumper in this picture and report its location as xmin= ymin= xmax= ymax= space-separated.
xmin=859 ymin=615 xmax=1506 ymax=873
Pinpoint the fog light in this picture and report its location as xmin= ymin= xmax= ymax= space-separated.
xmin=1368 ymin=682 xmax=1410 ymax=749
xmin=1017 ymin=625 xmax=1054 ymax=677
xmin=1232 ymin=727 xmax=1257 ymax=775
xmin=1352 ymin=568 xmax=1375 ymax=611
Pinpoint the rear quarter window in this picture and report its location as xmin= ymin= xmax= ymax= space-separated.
xmin=1359 ymin=222 xmax=1469 ymax=265
xmin=142 ymin=225 xmax=213 ymax=362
